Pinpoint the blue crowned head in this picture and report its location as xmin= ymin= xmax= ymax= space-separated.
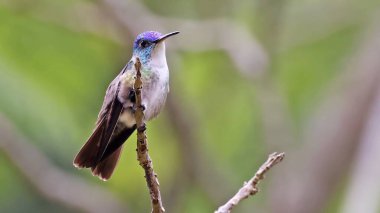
xmin=132 ymin=31 xmax=179 ymax=65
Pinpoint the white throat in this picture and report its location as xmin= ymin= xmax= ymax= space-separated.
xmin=150 ymin=42 xmax=169 ymax=84
xmin=151 ymin=42 xmax=168 ymax=69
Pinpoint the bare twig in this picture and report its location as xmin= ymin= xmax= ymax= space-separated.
xmin=134 ymin=58 xmax=165 ymax=213
xmin=215 ymin=152 xmax=285 ymax=213
xmin=0 ymin=114 xmax=127 ymax=213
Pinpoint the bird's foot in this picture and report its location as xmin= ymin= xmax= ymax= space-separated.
xmin=130 ymin=104 xmax=145 ymax=113
xmin=139 ymin=104 xmax=146 ymax=111
xmin=137 ymin=123 xmax=147 ymax=132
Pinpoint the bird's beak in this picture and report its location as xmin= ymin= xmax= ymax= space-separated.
xmin=153 ymin=31 xmax=180 ymax=44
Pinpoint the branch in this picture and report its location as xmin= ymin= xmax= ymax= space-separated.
xmin=215 ymin=152 xmax=285 ymax=213
xmin=0 ymin=114 xmax=128 ymax=213
xmin=134 ymin=58 xmax=165 ymax=213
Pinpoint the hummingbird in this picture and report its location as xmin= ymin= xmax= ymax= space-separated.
xmin=73 ymin=31 xmax=179 ymax=180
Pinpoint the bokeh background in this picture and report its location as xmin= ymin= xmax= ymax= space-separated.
xmin=1 ymin=0 xmax=380 ymax=212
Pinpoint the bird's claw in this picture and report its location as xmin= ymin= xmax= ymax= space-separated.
xmin=139 ymin=104 xmax=146 ymax=111
xmin=137 ymin=123 xmax=147 ymax=132
xmin=130 ymin=104 xmax=145 ymax=113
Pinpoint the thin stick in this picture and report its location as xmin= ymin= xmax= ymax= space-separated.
xmin=215 ymin=152 xmax=285 ymax=213
xmin=134 ymin=58 xmax=165 ymax=213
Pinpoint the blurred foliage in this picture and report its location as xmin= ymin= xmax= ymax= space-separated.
xmin=277 ymin=26 xmax=360 ymax=123
xmin=0 ymin=0 xmax=379 ymax=212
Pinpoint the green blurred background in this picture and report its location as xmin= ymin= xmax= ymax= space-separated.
xmin=1 ymin=0 xmax=380 ymax=212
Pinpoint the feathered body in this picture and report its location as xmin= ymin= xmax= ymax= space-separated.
xmin=73 ymin=31 xmax=178 ymax=180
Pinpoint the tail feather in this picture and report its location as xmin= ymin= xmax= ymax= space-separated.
xmin=92 ymin=146 xmax=123 ymax=181
xmin=73 ymin=117 xmax=106 ymax=168
xmin=73 ymin=119 xmax=136 ymax=180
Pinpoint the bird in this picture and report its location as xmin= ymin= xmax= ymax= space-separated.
xmin=73 ymin=31 xmax=179 ymax=180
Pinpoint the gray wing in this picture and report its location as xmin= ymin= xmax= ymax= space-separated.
xmin=74 ymin=61 xmax=132 ymax=169
xmin=97 ymin=74 xmax=122 ymax=124
xmin=97 ymin=59 xmax=135 ymax=122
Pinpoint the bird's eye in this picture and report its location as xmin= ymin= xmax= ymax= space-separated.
xmin=139 ymin=40 xmax=149 ymax=48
